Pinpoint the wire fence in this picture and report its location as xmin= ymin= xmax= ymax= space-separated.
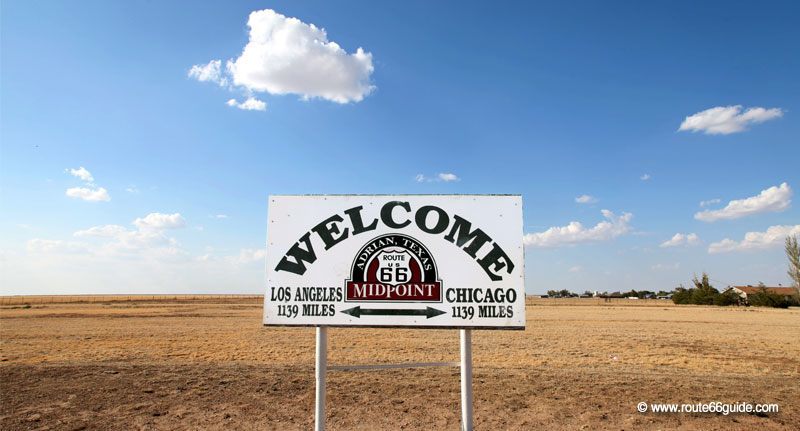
xmin=0 ymin=294 xmax=264 ymax=306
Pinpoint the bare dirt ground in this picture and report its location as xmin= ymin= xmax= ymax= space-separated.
xmin=1 ymin=297 xmax=799 ymax=430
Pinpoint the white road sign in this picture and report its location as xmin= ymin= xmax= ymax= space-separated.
xmin=263 ymin=195 xmax=525 ymax=329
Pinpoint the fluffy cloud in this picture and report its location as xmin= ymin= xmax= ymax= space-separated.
xmin=699 ymin=198 xmax=721 ymax=207
xmin=65 ymin=167 xmax=94 ymax=183
xmin=226 ymin=97 xmax=267 ymax=111
xmin=660 ymin=233 xmax=700 ymax=248
xmin=73 ymin=225 xmax=128 ymax=238
xmin=640 ymin=174 xmax=651 ymax=181
xmin=694 ymin=183 xmax=792 ymax=222
xmin=58 ymin=214 xmax=186 ymax=258
xmin=651 ymin=263 xmax=680 ymax=271
xmin=229 ymin=248 xmax=267 ymax=264
xmin=27 ymin=239 xmax=88 ymax=254
xmin=133 ymin=213 xmax=186 ymax=230
xmin=66 ymin=187 xmax=111 ymax=202
xmin=523 ymin=210 xmax=633 ymax=248
xmin=678 ymin=105 xmax=783 ymax=135
xmin=15 ymin=216 xmax=269 ymax=295
xmin=188 ymin=59 xmax=227 ymax=86
xmin=708 ymin=225 xmax=800 ymax=254
xmin=190 ymin=9 xmax=374 ymax=105
xmin=65 ymin=166 xmax=110 ymax=202
xmin=415 ymin=173 xmax=460 ymax=183
xmin=575 ymin=194 xmax=598 ymax=204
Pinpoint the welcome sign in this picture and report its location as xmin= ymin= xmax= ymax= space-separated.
xmin=264 ymin=195 xmax=525 ymax=329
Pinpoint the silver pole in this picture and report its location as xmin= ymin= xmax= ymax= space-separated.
xmin=460 ymin=329 xmax=474 ymax=431
xmin=315 ymin=326 xmax=328 ymax=431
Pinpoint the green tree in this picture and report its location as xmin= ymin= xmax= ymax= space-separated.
xmin=786 ymin=235 xmax=800 ymax=288
xmin=749 ymin=286 xmax=790 ymax=309
xmin=689 ymin=273 xmax=719 ymax=305
xmin=672 ymin=287 xmax=692 ymax=304
xmin=714 ymin=289 xmax=740 ymax=306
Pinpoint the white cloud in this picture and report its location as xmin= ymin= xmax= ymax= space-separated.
xmin=11 ymin=214 xmax=272 ymax=295
xmin=699 ymin=198 xmax=721 ymax=207
xmin=226 ymin=97 xmax=267 ymax=111
xmin=212 ymin=214 xmax=228 ymax=219
xmin=74 ymin=225 xmax=128 ymax=238
xmin=678 ymin=105 xmax=783 ymax=135
xmin=125 ymin=186 xmax=140 ymax=194
xmin=523 ymin=210 xmax=633 ymax=248
xmin=65 ymin=167 xmax=94 ymax=183
xmin=651 ymin=263 xmax=680 ymax=271
xmin=191 ymin=9 xmax=374 ymax=105
xmin=708 ymin=225 xmax=800 ymax=254
xmin=56 ymin=213 xmax=189 ymax=259
xmin=694 ymin=182 xmax=792 ymax=222
xmin=65 ymin=166 xmax=110 ymax=202
xmin=229 ymin=248 xmax=266 ymax=264
xmin=568 ymin=265 xmax=582 ymax=273
xmin=415 ymin=173 xmax=460 ymax=183
xmin=575 ymin=194 xmax=598 ymax=204
xmin=188 ymin=59 xmax=227 ymax=86
xmin=640 ymin=174 xmax=651 ymax=181
xmin=133 ymin=213 xmax=186 ymax=230
xmin=27 ymin=239 xmax=88 ymax=254
xmin=66 ymin=187 xmax=111 ymax=202
xmin=660 ymin=233 xmax=700 ymax=248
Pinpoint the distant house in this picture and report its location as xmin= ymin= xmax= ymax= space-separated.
xmin=723 ymin=285 xmax=799 ymax=303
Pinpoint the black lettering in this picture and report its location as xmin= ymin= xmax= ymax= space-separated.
xmin=344 ymin=205 xmax=378 ymax=235
xmin=311 ymin=214 xmax=349 ymax=250
xmin=381 ymin=201 xmax=411 ymax=229
xmin=476 ymin=243 xmax=514 ymax=281
xmin=415 ymin=205 xmax=449 ymax=234
xmin=444 ymin=214 xmax=492 ymax=257
xmin=275 ymin=232 xmax=317 ymax=275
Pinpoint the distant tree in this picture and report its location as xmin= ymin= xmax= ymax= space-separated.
xmin=559 ymin=289 xmax=571 ymax=298
xmin=672 ymin=287 xmax=692 ymax=304
xmin=714 ymin=289 xmax=740 ymax=306
xmin=787 ymin=235 xmax=800 ymax=289
xmin=749 ymin=286 xmax=790 ymax=309
xmin=689 ymin=273 xmax=719 ymax=305
xmin=547 ymin=290 xmax=558 ymax=297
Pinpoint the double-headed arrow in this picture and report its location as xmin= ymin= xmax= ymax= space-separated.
xmin=341 ymin=306 xmax=446 ymax=319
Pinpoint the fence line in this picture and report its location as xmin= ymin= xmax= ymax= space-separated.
xmin=0 ymin=294 xmax=264 ymax=306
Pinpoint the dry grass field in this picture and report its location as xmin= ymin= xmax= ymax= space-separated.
xmin=1 ymin=296 xmax=799 ymax=430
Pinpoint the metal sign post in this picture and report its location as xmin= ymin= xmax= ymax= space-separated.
xmin=315 ymin=326 xmax=327 ymax=431
xmin=460 ymin=329 xmax=474 ymax=431
xmin=313 ymin=328 xmax=474 ymax=431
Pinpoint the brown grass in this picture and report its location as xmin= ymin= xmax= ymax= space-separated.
xmin=1 ymin=297 xmax=798 ymax=430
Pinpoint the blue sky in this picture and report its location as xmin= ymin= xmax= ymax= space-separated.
xmin=1 ymin=0 xmax=798 ymax=295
